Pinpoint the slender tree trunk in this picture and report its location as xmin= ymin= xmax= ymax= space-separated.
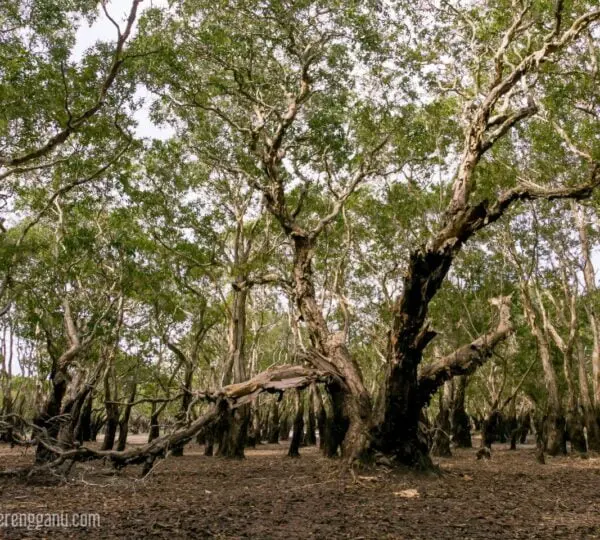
xmin=575 ymin=205 xmax=600 ymax=408
xmin=564 ymin=350 xmax=586 ymax=453
xmin=101 ymin=366 xmax=119 ymax=451
xmin=116 ymin=379 xmax=137 ymax=452
xmin=246 ymin=402 xmax=261 ymax=447
xmin=267 ymin=398 xmax=280 ymax=444
xmin=520 ymin=286 xmax=566 ymax=456
xmin=431 ymin=383 xmax=452 ymax=457
xmin=278 ymin=408 xmax=290 ymax=441
xmin=0 ymin=352 xmax=14 ymax=443
xmin=171 ymin=361 xmax=194 ymax=457
xmin=148 ymin=403 xmax=161 ymax=443
xmin=450 ymin=376 xmax=472 ymax=448
xmin=303 ymin=385 xmax=317 ymax=446
xmin=76 ymin=393 xmax=93 ymax=443
xmin=506 ymin=398 xmax=518 ymax=451
xmin=577 ymin=344 xmax=600 ymax=451
xmin=313 ymin=384 xmax=327 ymax=450
xmin=288 ymin=389 xmax=304 ymax=457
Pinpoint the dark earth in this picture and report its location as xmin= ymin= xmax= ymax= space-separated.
xmin=1 ymin=438 xmax=599 ymax=539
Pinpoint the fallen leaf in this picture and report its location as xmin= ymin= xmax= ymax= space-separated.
xmin=358 ymin=476 xmax=378 ymax=482
xmin=394 ymin=489 xmax=420 ymax=498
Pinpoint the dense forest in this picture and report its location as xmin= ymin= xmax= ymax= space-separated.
xmin=1 ymin=1 xmax=600 ymax=537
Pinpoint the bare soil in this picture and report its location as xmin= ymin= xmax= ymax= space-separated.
xmin=1 ymin=438 xmax=599 ymax=539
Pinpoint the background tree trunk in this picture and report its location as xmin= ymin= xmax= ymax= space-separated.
xmin=267 ymin=399 xmax=280 ymax=444
xmin=101 ymin=366 xmax=119 ymax=451
xmin=116 ymin=379 xmax=137 ymax=452
xmin=304 ymin=387 xmax=317 ymax=446
xmin=431 ymin=383 xmax=452 ymax=457
xmin=450 ymin=376 xmax=472 ymax=448
xmin=288 ymin=389 xmax=304 ymax=458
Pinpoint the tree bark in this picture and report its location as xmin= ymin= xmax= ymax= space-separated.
xmin=575 ymin=205 xmax=600 ymax=408
xmin=218 ymin=285 xmax=251 ymax=457
xmin=450 ymin=376 xmax=472 ymax=448
xmin=33 ymin=365 xmax=70 ymax=463
xmin=576 ymin=343 xmax=600 ymax=451
xmin=267 ymin=398 xmax=280 ymax=444
xmin=278 ymin=407 xmax=290 ymax=441
xmin=519 ymin=285 xmax=566 ymax=456
xmin=116 ymin=379 xmax=137 ymax=452
xmin=288 ymin=389 xmax=304 ymax=457
xmin=101 ymin=366 xmax=119 ymax=451
xmin=170 ymin=359 xmax=194 ymax=457
xmin=303 ymin=385 xmax=317 ymax=446
xmin=75 ymin=393 xmax=93 ymax=443
xmin=430 ymin=383 xmax=452 ymax=457
xmin=313 ymin=384 xmax=327 ymax=450
xmin=148 ymin=403 xmax=161 ymax=443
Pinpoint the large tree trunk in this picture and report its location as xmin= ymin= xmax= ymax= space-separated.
xmin=217 ymin=404 xmax=250 ymax=458
xmin=59 ymin=371 xmax=94 ymax=448
xmin=292 ymin=236 xmax=372 ymax=462
xmin=33 ymin=365 xmax=70 ymax=463
xmin=377 ymin=289 xmax=512 ymax=467
xmin=218 ymin=284 xmax=251 ymax=457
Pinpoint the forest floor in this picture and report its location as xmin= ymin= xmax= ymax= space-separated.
xmin=0 ymin=437 xmax=599 ymax=539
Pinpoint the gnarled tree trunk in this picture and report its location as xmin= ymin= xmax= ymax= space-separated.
xmin=218 ymin=284 xmax=251 ymax=457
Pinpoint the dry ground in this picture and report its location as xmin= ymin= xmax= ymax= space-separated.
xmin=0 ymin=437 xmax=599 ymax=539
